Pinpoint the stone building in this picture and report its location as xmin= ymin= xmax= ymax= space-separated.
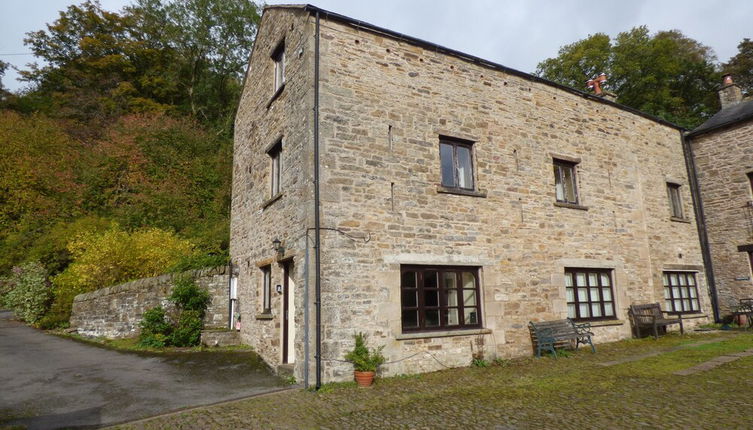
xmin=687 ymin=75 xmax=753 ymax=315
xmin=230 ymin=5 xmax=712 ymax=386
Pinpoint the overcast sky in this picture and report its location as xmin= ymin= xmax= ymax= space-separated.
xmin=1 ymin=0 xmax=751 ymax=92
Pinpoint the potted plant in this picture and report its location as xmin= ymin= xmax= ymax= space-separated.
xmin=344 ymin=332 xmax=385 ymax=387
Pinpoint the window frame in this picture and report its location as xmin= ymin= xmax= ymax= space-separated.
xmin=667 ymin=182 xmax=684 ymax=219
xmin=553 ymin=159 xmax=579 ymax=205
xmin=662 ymin=271 xmax=701 ymax=314
xmin=747 ymin=172 xmax=753 ymax=198
xmin=565 ymin=268 xmax=617 ymax=322
xmin=400 ymin=265 xmax=482 ymax=333
xmin=268 ymin=139 xmax=282 ymax=197
xmin=272 ymin=40 xmax=285 ymax=94
xmin=261 ymin=265 xmax=272 ymax=314
xmin=439 ymin=137 xmax=475 ymax=191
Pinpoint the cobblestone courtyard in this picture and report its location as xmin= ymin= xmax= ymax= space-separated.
xmin=114 ymin=331 xmax=753 ymax=430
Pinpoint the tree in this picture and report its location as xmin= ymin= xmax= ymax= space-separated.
xmin=536 ymin=26 xmax=720 ymax=128
xmin=723 ymin=38 xmax=753 ymax=96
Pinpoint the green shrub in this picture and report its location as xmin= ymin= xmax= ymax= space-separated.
xmin=471 ymin=358 xmax=489 ymax=367
xmin=344 ymin=332 xmax=385 ymax=372
xmin=138 ymin=306 xmax=172 ymax=347
xmin=170 ymin=310 xmax=203 ymax=347
xmin=2 ymin=261 xmax=52 ymax=324
xmin=168 ymin=252 xmax=229 ymax=273
xmin=170 ymin=277 xmax=210 ymax=316
xmin=139 ymin=332 xmax=169 ymax=349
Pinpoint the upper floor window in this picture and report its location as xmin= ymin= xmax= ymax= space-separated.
xmin=663 ymin=272 xmax=699 ymax=313
xmin=667 ymin=182 xmax=683 ymax=219
xmin=272 ymin=40 xmax=285 ymax=93
xmin=439 ymin=137 xmax=474 ymax=190
xmin=565 ymin=268 xmax=616 ymax=321
xmin=553 ymin=159 xmax=579 ymax=204
xmin=401 ymin=265 xmax=482 ymax=332
xmin=268 ymin=140 xmax=282 ymax=197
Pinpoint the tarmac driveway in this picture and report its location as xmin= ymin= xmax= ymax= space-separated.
xmin=0 ymin=310 xmax=286 ymax=429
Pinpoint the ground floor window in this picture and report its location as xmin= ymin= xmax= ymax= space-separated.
xmin=401 ymin=265 xmax=481 ymax=332
xmin=565 ymin=268 xmax=616 ymax=321
xmin=663 ymin=272 xmax=700 ymax=313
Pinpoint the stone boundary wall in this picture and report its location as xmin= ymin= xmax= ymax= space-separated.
xmin=70 ymin=266 xmax=230 ymax=338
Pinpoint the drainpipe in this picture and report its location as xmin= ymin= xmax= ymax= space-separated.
xmin=303 ymin=232 xmax=310 ymax=388
xmin=227 ymin=261 xmax=233 ymax=330
xmin=682 ymin=131 xmax=721 ymax=322
xmin=313 ymin=10 xmax=323 ymax=390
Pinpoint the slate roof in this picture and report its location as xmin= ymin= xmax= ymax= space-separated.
xmin=689 ymin=98 xmax=753 ymax=137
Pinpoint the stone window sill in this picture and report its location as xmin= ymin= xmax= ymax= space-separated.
xmin=256 ymin=313 xmax=273 ymax=320
xmin=554 ymin=201 xmax=589 ymax=211
xmin=436 ymin=185 xmax=487 ymax=198
xmin=266 ymin=83 xmax=286 ymax=109
xmin=396 ymin=328 xmax=491 ymax=340
xmin=670 ymin=216 xmax=691 ymax=224
xmin=587 ymin=319 xmax=625 ymax=328
xmin=261 ymin=192 xmax=283 ymax=209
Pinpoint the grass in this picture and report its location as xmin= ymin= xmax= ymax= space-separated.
xmin=54 ymin=331 xmax=253 ymax=354
xmin=112 ymin=331 xmax=753 ymax=429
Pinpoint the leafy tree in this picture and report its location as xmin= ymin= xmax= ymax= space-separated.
xmin=723 ymin=38 xmax=753 ymax=96
xmin=2 ymin=261 xmax=52 ymax=324
xmin=536 ymin=26 xmax=720 ymax=128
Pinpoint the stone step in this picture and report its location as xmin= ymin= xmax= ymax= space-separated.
xmin=276 ymin=363 xmax=294 ymax=378
xmin=200 ymin=329 xmax=240 ymax=347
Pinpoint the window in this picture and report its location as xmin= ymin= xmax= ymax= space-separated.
xmin=667 ymin=183 xmax=683 ymax=218
xmin=268 ymin=140 xmax=282 ymax=196
xmin=261 ymin=265 xmax=272 ymax=314
xmin=272 ymin=41 xmax=285 ymax=93
xmin=439 ymin=138 xmax=474 ymax=190
xmin=565 ymin=268 xmax=616 ymax=321
xmin=553 ymin=159 xmax=579 ymax=204
xmin=663 ymin=272 xmax=700 ymax=313
xmin=747 ymin=172 xmax=753 ymax=197
xmin=401 ymin=266 xmax=481 ymax=332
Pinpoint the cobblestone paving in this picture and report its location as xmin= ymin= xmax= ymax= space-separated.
xmin=113 ymin=332 xmax=753 ymax=430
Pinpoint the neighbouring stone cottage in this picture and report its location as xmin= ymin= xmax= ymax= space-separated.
xmin=686 ymin=75 xmax=753 ymax=316
xmin=230 ymin=4 xmax=713 ymax=385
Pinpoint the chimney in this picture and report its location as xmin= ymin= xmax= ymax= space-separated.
xmin=719 ymin=74 xmax=743 ymax=109
xmin=586 ymin=73 xmax=617 ymax=102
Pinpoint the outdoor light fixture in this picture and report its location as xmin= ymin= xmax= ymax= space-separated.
xmin=272 ymin=238 xmax=284 ymax=257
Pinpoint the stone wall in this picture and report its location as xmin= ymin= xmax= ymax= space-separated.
xmin=70 ymin=266 xmax=230 ymax=338
xmin=690 ymin=118 xmax=753 ymax=314
xmin=231 ymin=6 xmax=711 ymax=384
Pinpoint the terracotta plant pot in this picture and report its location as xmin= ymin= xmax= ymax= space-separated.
xmin=354 ymin=370 xmax=375 ymax=387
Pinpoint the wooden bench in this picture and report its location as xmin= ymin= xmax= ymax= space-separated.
xmin=732 ymin=298 xmax=753 ymax=329
xmin=528 ymin=319 xmax=596 ymax=358
xmin=628 ymin=303 xmax=684 ymax=339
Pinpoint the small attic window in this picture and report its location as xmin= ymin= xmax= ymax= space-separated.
xmin=272 ymin=40 xmax=285 ymax=94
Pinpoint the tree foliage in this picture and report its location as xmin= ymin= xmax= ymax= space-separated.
xmin=1 ymin=261 xmax=52 ymax=324
xmin=723 ymin=38 xmax=753 ymax=96
xmin=536 ymin=26 xmax=720 ymax=128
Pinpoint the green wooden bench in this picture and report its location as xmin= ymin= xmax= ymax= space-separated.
xmin=732 ymin=298 xmax=753 ymax=329
xmin=628 ymin=303 xmax=684 ymax=339
xmin=528 ymin=319 xmax=596 ymax=358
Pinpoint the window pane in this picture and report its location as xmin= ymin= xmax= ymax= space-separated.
xmin=679 ymin=287 xmax=687 ymax=298
xmin=462 ymin=272 xmax=476 ymax=289
xmin=445 ymin=289 xmax=458 ymax=307
xmin=664 ymin=287 xmax=671 ymax=299
xmin=426 ymin=310 xmax=440 ymax=327
xmin=591 ymin=303 xmax=602 ymax=317
xmin=670 ymin=273 xmax=678 ymax=285
xmin=579 ymin=303 xmax=590 ymax=318
xmin=566 ymin=287 xmax=574 ymax=302
xmin=576 ymin=273 xmax=586 ymax=286
xmin=402 ymin=271 xmax=417 ymax=289
xmin=440 ymin=143 xmax=455 ymax=187
xmin=402 ymin=289 xmax=417 ymax=308
xmin=688 ymin=275 xmax=695 ymax=286
xmin=554 ymin=165 xmax=565 ymax=201
xmin=578 ymin=288 xmax=588 ymax=301
xmin=446 ymin=308 xmax=459 ymax=326
xmin=683 ymin=299 xmax=690 ymax=310
xmin=443 ymin=272 xmax=456 ymax=290
xmin=666 ymin=300 xmax=674 ymax=311
xmin=691 ymin=299 xmax=699 ymax=311
xmin=600 ymin=273 xmax=610 ymax=286
xmin=456 ymin=146 xmax=473 ymax=189
xmin=674 ymin=299 xmax=682 ymax=310
xmin=425 ymin=271 xmax=438 ymax=289
xmin=672 ymin=286 xmax=680 ymax=298
xmin=563 ymin=164 xmax=577 ymax=203
xmin=402 ymin=310 xmax=418 ymax=328
xmin=602 ymin=288 xmax=612 ymax=301
xmin=567 ymin=303 xmax=576 ymax=318
xmin=689 ymin=288 xmax=697 ymax=298
xmin=464 ymin=307 xmax=478 ymax=325
xmin=588 ymin=273 xmax=598 ymax=286
xmin=565 ymin=273 xmax=573 ymax=287
xmin=463 ymin=289 xmax=477 ymax=307
xmin=604 ymin=303 xmax=614 ymax=316
xmin=424 ymin=289 xmax=439 ymax=307
xmin=663 ymin=273 xmax=669 ymax=286
xmin=590 ymin=288 xmax=600 ymax=301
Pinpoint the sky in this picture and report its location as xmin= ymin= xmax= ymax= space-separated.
xmin=1 ymin=0 xmax=751 ymax=92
